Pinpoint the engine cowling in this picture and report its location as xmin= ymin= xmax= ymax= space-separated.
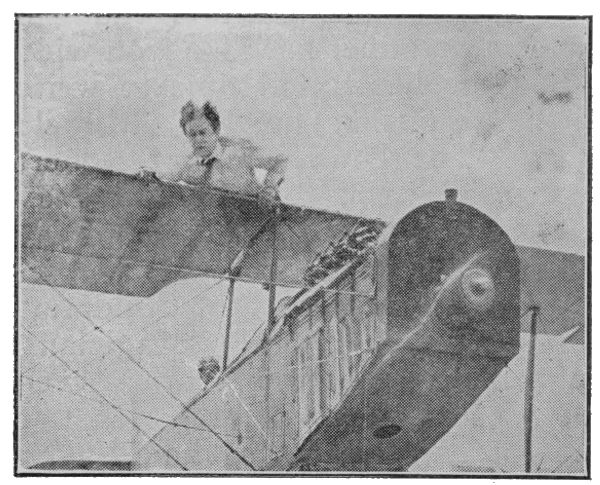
xmin=376 ymin=190 xmax=520 ymax=355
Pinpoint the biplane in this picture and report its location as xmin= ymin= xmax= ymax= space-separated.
xmin=18 ymin=151 xmax=586 ymax=473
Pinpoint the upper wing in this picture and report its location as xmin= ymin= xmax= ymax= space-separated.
xmin=516 ymin=245 xmax=586 ymax=337
xmin=19 ymin=153 xmax=384 ymax=297
xmin=18 ymin=151 xmax=586 ymax=332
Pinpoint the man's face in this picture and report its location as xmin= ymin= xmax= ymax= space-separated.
xmin=184 ymin=116 xmax=219 ymax=159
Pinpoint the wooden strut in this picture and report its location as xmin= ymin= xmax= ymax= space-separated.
xmin=221 ymin=277 xmax=236 ymax=372
xmin=266 ymin=205 xmax=281 ymax=339
xmin=524 ymin=305 xmax=540 ymax=473
xmin=221 ymin=204 xmax=282 ymax=373
xmin=220 ymin=242 xmax=247 ymax=373
xmin=264 ymin=204 xmax=281 ymax=461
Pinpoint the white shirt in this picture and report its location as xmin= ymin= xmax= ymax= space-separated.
xmin=159 ymin=142 xmax=286 ymax=195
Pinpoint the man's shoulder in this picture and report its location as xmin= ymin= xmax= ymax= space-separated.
xmin=220 ymin=144 xmax=245 ymax=160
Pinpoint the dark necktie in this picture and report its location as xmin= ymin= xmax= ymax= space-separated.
xmin=198 ymin=156 xmax=217 ymax=186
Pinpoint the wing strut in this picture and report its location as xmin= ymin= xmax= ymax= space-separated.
xmin=220 ymin=203 xmax=282 ymax=369
xmin=219 ymin=211 xmax=277 ymax=372
xmin=265 ymin=205 xmax=281 ymax=340
xmin=221 ymin=277 xmax=236 ymax=372
xmin=524 ymin=305 xmax=540 ymax=473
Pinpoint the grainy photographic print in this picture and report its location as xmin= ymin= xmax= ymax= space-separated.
xmin=15 ymin=14 xmax=590 ymax=476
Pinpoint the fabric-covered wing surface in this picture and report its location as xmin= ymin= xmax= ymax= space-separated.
xmin=516 ymin=245 xmax=586 ymax=336
xmin=20 ymin=153 xmax=383 ymax=297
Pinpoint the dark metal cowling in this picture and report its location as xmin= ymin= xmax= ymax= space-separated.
xmin=292 ymin=196 xmax=520 ymax=471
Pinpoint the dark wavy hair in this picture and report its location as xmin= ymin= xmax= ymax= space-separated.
xmin=180 ymin=100 xmax=221 ymax=134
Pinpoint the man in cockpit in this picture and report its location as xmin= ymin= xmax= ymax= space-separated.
xmin=145 ymin=100 xmax=286 ymax=203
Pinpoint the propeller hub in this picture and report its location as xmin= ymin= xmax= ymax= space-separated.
xmin=461 ymin=268 xmax=495 ymax=311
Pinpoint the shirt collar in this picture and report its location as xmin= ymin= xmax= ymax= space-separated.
xmin=190 ymin=142 xmax=223 ymax=166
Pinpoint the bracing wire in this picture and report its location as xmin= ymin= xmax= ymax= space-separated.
xmin=228 ymin=318 xmax=268 ymax=367
xmin=22 ymin=205 xmax=278 ymax=377
xmin=222 ymin=377 xmax=280 ymax=456
xmin=19 ymin=206 xmax=371 ymax=470
xmin=21 ymin=278 xmax=226 ymax=377
xmin=22 ymin=264 xmax=256 ymax=470
xmin=24 ymin=238 xmax=586 ymax=472
xmin=226 ymin=337 xmax=377 ymax=382
xmin=20 ymin=299 xmax=150 ymax=376
xmin=23 ymin=244 xmax=374 ymax=298
xmin=22 ymin=328 xmax=189 ymax=471
xmin=22 ymin=375 xmax=237 ymax=439
xmin=281 ymin=220 xmax=302 ymax=240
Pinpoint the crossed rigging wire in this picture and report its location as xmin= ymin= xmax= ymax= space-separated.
xmin=21 ymin=265 xmax=378 ymax=470
xmin=21 ymin=276 xmax=587 ymax=473
xmin=22 ymin=216 xmax=375 ymax=382
xmin=22 ymin=375 xmax=237 ymax=440
xmin=21 ymin=277 xmax=226 ymax=376
xmin=19 ymin=206 xmax=376 ymax=470
xmin=21 ymin=264 xmax=256 ymax=470
xmin=21 ymin=202 xmax=375 ymax=381
xmin=22 ymin=211 xmax=278 ymax=374
xmin=22 ymin=271 xmax=277 ymax=461
xmin=21 ymin=234 xmax=586 ymax=471
xmin=22 ymin=327 xmax=189 ymax=471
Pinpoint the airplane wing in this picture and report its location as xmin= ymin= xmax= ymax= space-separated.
xmin=516 ymin=245 xmax=586 ymax=337
xmin=19 ymin=151 xmax=586 ymax=332
xmin=19 ymin=153 xmax=384 ymax=297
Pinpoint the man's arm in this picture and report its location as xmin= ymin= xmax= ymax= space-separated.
xmin=137 ymin=164 xmax=182 ymax=184
xmin=250 ymin=155 xmax=287 ymax=189
xmin=221 ymin=137 xmax=287 ymax=190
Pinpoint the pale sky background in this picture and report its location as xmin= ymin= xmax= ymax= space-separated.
xmin=16 ymin=16 xmax=590 ymax=469
xmin=19 ymin=16 xmax=589 ymax=254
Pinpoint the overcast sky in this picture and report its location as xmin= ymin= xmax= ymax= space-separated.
xmin=19 ymin=17 xmax=589 ymax=254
